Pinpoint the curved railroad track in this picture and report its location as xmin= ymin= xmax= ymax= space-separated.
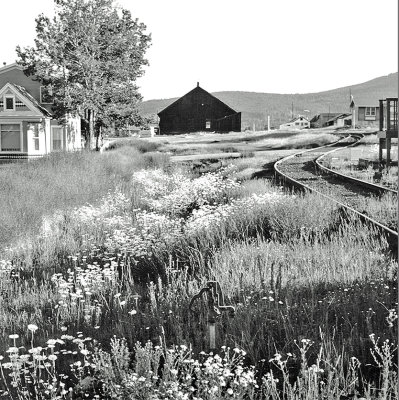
xmin=274 ymin=134 xmax=398 ymax=251
xmin=316 ymin=140 xmax=398 ymax=195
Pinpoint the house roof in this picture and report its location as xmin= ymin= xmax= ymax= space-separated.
xmin=158 ymin=84 xmax=237 ymax=116
xmin=310 ymin=113 xmax=342 ymax=123
xmin=287 ymin=115 xmax=309 ymax=123
xmin=13 ymin=84 xmax=52 ymax=117
xmin=0 ymin=63 xmax=22 ymax=75
xmin=318 ymin=113 xmax=342 ymax=118
xmin=0 ymin=82 xmax=52 ymax=117
xmin=357 ymin=104 xmax=380 ymax=108
xmin=325 ymin=113 xmax=352 ymax=124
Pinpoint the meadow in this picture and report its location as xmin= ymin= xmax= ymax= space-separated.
xmin=0 ymin=134 xmax=397 ymax=399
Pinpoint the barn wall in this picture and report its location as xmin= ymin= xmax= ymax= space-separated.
xmin=213 ymin=112 xmax=241 ymax=132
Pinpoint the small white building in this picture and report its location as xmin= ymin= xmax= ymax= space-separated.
xmin=279 ymin=116 xmax=310 ymax=130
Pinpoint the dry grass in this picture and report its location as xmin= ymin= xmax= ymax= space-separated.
xmin=0 ymin=147 xmax=169 ymax=250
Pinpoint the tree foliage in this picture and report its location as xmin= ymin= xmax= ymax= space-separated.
xmin=16 ymin=0 xmax=151 ymax=148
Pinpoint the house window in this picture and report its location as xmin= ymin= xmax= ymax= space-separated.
xmin=5 ymin=96 xmax=15 ymax=111
xmin=0 ymin=124 xmax=21 ymax=151
xmin=31 ymin=124 xmax=40 ymax=151
xmin=40 ymin=86 xmax=54 ymax=104
xmin=295 ymin=122 xmax=300 ymax=126
xmin=51 ymin=126 xmax=64 ymax=150
xmin=365 ymin=107 xmax=376 ymax=120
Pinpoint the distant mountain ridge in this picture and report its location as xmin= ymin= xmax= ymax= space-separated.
xmin=139 ymin=73 xmax=398 ymax=129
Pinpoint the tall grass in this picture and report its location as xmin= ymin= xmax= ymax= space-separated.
xmin=0 ymin=147 xmax=169 ymax=250
xmin=105 ymin=137 xmax=161 ymax=153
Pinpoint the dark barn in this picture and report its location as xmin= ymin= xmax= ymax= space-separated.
xmin=157 ymin=83 xmax=241 ymax=134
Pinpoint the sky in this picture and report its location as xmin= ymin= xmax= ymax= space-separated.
xmin=1 ymin=0 xmax=398 ymax=100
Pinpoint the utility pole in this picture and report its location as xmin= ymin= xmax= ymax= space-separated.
xmin=349 ymin=89 xmax=355 ymax=129
xmin=267 ymin=115 xmax=270 ymax=131
xmin=291 ymin=102 xmax=294 ymax=119
xmin=349 ymin=88 xmax=352 ymax=111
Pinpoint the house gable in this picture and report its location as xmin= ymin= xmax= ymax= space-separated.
xmin=0 ymin=83 xmax=52 ymax=118
xmin=0 ymin=64 xmax=53 ymax=113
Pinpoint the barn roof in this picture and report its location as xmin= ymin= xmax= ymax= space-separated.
xmin=157 ymin=83 xmax=237 ymax=116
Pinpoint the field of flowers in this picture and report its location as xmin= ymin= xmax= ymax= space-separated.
xmin=0 ymin=141 xmax=397 ymax=399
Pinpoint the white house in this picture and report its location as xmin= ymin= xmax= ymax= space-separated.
xmin=0 ymin=63 xmax=82 ymax=160
xmin=279 ymin=116 xmax=310 ymax=130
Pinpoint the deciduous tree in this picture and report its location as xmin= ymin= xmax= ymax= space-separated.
xmin=17 ymin=0 xmax=151 ymax=149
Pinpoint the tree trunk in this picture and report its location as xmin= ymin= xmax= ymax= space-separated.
xmin=95 ymin=125 xmax=102 ymax=151
xmin=87 ymin=109 xmax=96 ymax=150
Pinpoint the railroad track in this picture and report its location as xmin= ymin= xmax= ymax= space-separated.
xmin=315 ymin=138 xmax=398 ymax=195
xmin=274 ymin=134 xmax=398 ymax=250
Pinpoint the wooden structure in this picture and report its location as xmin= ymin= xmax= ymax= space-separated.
xmin=377 ymin=97 xmax=398 ymax=167
xmin=356 ymin=103 xmax=380 ymax=129
xmin=158 ymin=83 xmax=241 ymax=134
xmin=325 ymin=113 xmax=352 ymax=128
xmin=310 ymin=113 xmax=342 ymax=128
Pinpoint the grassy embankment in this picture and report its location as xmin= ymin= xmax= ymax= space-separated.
xmin=0 ymin=135 xmax=397 ymax=399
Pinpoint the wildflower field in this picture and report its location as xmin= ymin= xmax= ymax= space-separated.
xmin=0 ymin=137 xmax=397 ymax=399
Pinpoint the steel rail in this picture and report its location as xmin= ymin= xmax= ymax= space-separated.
xmin=274 ymin=135 xmax=398 ymax=241
xmin=315 ymin=139 xmax=398 ymax=195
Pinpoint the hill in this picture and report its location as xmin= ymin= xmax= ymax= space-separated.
xmin=139 ymin=72 xmax=398 ymax=129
